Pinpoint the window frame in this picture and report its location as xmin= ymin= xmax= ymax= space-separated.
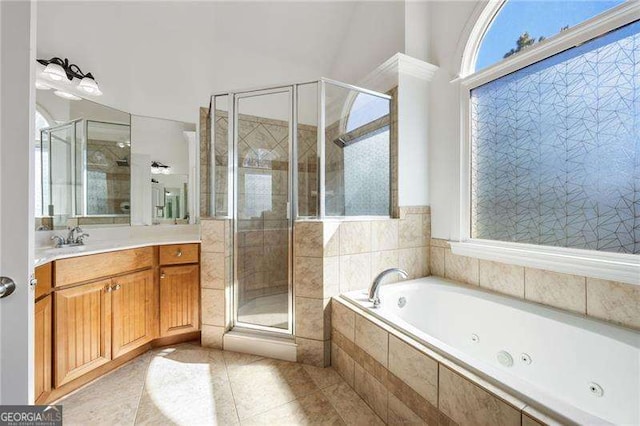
xmin=455 ymin=1 xmax=640 ymax=285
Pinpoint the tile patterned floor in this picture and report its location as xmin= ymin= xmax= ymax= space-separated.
xmin=58 ymin=343 xmax=384 ymax=425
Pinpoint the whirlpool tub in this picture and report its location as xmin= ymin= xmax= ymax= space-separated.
xmin=341 ymin=276 xmax=640 ymax=425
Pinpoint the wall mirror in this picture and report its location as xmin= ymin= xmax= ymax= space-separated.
xmin=35 ymin=91 xmax=196 ymax=231
xmin=130 ymin=115 xmax=196 ymax=226
xmin=36 ymin=91 xmax=131 ymax=230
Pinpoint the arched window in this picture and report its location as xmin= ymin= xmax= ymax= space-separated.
xmin=475 ymin=0 xmax=624 ymax=71
xmin=457 ymin=1 xmax=640 ymax=266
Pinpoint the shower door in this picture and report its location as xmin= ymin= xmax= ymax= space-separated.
xmin=233 ymin=87 xmax=293 ymax=334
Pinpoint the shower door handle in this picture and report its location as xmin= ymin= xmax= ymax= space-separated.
xmin=286 ymin=202 xmax=290 ymax=220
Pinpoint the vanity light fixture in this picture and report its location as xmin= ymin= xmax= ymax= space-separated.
xmin=37 ymin=57 xmax=103 ymax=96
xmin=151 ymin=161 xmax=171 ymax=175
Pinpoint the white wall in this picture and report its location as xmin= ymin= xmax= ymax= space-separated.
xmin=428 ymin=1 xmax=481 ymax=239
xmin=398 ymin=73 xmax=431 ymax=207
xmin=329 ymin=2 xmax=405 ymax=83
xmin=37 ymin=1 xmax=405 ymax=124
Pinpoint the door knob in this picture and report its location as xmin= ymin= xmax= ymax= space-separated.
xmin=0 ymin=277 xmax=16 ymax=298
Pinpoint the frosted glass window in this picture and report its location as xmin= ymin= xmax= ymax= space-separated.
xmin=344 ymin=128 xmax=390 ymax=216
xmin=471 ymin=21 xmax=640 ymax=254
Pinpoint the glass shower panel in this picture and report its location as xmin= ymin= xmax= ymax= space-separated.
xmin=48 ymin=123 xmax=75 ymax=228
xmin=296 ymin=83 xmax=318 ymax=217
xmin=235 ymin=89 xmax=292 ymax=331
xmin=323 ymin=83 xmax=391 ymax=216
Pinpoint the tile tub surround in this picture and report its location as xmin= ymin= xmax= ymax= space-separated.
xmin=330 ymin=298 xmax=555 ymax=426
xmin=430 ymin=239 xmax=640 ymax=331
xmin=293 ymin=206 xmax=431 ymax=367
xmin=58 ymin=342 xmax=385 ymax=425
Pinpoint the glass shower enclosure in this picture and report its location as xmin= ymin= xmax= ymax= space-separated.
xmin=210 ymin=78 xmax=392 ymax=336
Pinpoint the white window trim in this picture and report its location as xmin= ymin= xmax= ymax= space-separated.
xmin=454 ymin=1 xmax=640 ymax=286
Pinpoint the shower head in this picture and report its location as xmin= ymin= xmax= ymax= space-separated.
xmin=333 ymin=136 xmax=349 ymax=148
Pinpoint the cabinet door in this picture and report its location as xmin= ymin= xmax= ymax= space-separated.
xmin=160 ymin=265 xmax=200 ymax=337
xmin=55 ymin=280 xmax=112 ymax=387
xmin=34 ymin=295 xmax=52 ymax=403
xmin=111 ymin=269 xmax=155 ymax=358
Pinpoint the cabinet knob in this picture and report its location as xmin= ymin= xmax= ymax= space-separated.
xmin=113 ymin=284 xmax=122 ymax=291
xmin=176 ymin=249 xmax=183 ymax=257
xmin=105 ymin=286 xmax=113 ymax=293
xmin=160 ymin=272 xmax=166 ymax=279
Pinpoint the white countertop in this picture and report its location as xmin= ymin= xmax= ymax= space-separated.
xmin=34 ymin=224 xmax=201 ymax=267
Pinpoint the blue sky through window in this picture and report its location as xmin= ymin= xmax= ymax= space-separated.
xmin=475 ymin=0 xmax=624 ymax=71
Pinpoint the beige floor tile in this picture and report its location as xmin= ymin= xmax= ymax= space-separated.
xmin=321 ymin=382 xmax=384 ymax=426
xmin=227 ymin=358 xmax=319 ymax=419
xmin=222 ymin=350 xmax=264 ymax=372
xmin=60 ymin=352 xmax=151 ymax=426
xmin=302 ymin=365 xmax=344 ymax=390
xmin=57 ymin=344 xmax=377 ymax=426
xmin=241 ymin=391 xmax=345 ymax=425
xmin=135 ymin=346 xmax=239 ymax=425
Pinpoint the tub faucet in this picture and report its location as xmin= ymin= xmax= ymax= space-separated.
xmin=368 ymin=268 xmax=408 ymax=308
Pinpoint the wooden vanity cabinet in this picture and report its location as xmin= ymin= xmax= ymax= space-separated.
xmin=159 ymin=264 xmax=200 ymax=337
xmin=34 ymin=293 xmax=52 ymax=403
xmin=35 ymin=262 xmax=53 ymax=403
xmin=111 ymin=269 xmax=155 ymax=359
xmin=158 ymin=244 xmax=201 ymax=337
xmin=54 ymin=279 xmax=112 ymax=387
xmin=41 ymin=243 xmax=200 ymax=402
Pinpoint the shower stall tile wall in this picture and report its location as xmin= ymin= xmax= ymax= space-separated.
xmin=430 ymin=239 xmax=640 ymax=331
xmin=293 ymin=206 xmax=430 ymax=366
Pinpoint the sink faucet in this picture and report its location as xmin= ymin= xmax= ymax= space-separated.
xmin=51 ymin=226 xmax=90 ymax=248
xmin=368 ymin=268 xmax=408 ymax=308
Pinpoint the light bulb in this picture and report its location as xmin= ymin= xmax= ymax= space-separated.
xmin=42 ymin=63 xmax=66 ymax=81
xmin=77 ymin=77 xmax=102 ymax=96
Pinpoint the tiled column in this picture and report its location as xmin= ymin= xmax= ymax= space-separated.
xmin=200 ymin=218 xmax=232 ymax=349
xmin=293 ymin=221 xmax=340 ymax=366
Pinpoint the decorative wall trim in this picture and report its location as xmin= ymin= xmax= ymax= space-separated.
xmin=360 ymin=53 xmax=439 ymax=93
xmin=450 ymin=240 xmax=640 ymax=286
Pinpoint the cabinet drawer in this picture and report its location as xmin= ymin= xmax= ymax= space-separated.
xmin=159 ymin=244 xmax=199 ymax=265
xmin=55 ymin=247 xmax=153 ymax=287
xmin=35 ymin=263 xmax=53 ymax=299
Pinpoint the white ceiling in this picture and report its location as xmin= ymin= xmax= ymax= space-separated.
xmin=37 ymin=1 xmax=405 ymax=123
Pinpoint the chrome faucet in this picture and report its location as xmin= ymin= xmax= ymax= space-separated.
xmin=51 ymin=226 xmax=90 ymax=248
xmin=368 ymin=268 xmax=408 ymax=308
